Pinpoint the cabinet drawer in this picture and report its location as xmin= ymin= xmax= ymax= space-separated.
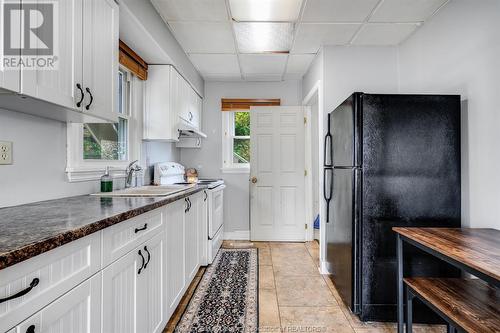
xmin=13 ymin=272 xmax=101 ymax=333
xmin=0 ymin=233 xmax=101 ymax=333
xmin=102 ymin=208 xmax=163 ymax=267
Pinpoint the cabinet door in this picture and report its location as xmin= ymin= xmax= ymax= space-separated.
xmin=185 ymin=194 xmax=200 ymax=283
xmin=16 ymin=273 xmax=101 ymax=333
xmin=178 ymin=78 xmax=191 ymax=124
xmin=199 ymin=190 xmax=209 ymax=266
xmin=82 ymin=0 xmax=118 ymax=122
xmin=137 ymin=232 xmax=166 ymax=333
xmin=165 ymin=200 xmax=185 ymax=316
xmin=21 ymin=0 xmax=83 ymax=110
xmin=168 ymin=67 xmax=179 ymax=140
xmin=102 ymin=247 xmax=142 ymax=333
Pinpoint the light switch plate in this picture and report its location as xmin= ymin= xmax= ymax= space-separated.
xmin=0 ymin=141 xmax=13 ymax=165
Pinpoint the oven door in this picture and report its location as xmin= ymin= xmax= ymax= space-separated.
xmin=208 ymin=184 xmax=225 ymax=239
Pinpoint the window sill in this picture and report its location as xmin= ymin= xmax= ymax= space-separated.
xmin=221 ymin=167 xmax=250 ymax=174
xmin=66 ymin=167 xmax=143 ymax=183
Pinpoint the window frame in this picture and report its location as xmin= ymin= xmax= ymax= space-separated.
xmin=66 ymin=66 xmax=142 ymax=182
xmin=221 ymin=110 xmax=251 ymax=174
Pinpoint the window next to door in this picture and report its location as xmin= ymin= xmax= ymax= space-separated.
xmin=222 ymin=111 xmax=250 ymax=173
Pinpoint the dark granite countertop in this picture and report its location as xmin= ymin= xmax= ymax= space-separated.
xmin=0 ymin=186 xmax=206 ymax=270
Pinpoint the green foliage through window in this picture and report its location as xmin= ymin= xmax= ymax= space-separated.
xmin=234 ymin=112 xmax=250 ymax=136
xmin=233 ymin=112 xmax=250 ymax=164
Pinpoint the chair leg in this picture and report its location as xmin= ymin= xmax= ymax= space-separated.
xmin=406 ymin=287 xmax=413 ymax=333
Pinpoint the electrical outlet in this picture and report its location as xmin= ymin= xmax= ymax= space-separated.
xmin=0 ymin=141 xmax=12 ymax=165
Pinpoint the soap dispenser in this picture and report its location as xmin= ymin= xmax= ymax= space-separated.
xmin=101 ymin=166 xmax=113 ymax=192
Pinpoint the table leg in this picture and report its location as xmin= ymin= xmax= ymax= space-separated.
xmin=397 ymin=234 xmax=404 ymax=333
xmin=406 ymin=287 xmax=413 ymax=333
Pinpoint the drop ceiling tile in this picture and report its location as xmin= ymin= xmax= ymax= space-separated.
xmin=189 ymin=54 xmax=240 ymax=75
xmin=244 ymin=74 xmax=284 ymax=81
xmin=370 ymin=0 xmax=448 ymax=23
xmin=229 ymin=0 xmax=303 ymax=22
xmin=169 ymin=22 xmax=235 ymax=53
xmin=352 ymin=23 xmax=418 ymax=45
xmin=205 ymin=74 xmax=244 ymax=81
xmin=286 ymin=54 xmax=315 ymax=74
xmin=292 ymin=23 xmax=360 ymax=53
xmin=302 ymin=0 xmax=379 ymax=22
xmin=151 ymin=0 xmax=228 ymax=21
xmin=239 ymin=54 xmax=287 ymax=75
xmin=234 ymin=22 xmax=294 ymax=53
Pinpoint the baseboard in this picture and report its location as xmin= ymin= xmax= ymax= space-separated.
xmin=223 ymin=230 xmax=250 ymax=240
xmin=320 ymin=260 xmax=331 ymax=275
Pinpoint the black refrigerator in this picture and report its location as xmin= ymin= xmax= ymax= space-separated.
xmin=323 ymin=93 xmax=461 ymax=322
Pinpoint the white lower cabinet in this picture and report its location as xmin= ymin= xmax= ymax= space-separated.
xmin=102 ymin=232 xmax=166 ymax=333
xmin=185 ymin=193 xmax=200 ymax=283
xmin=3 ymin=195 xmax=208 ymax=333
xmin=165 ymin=199 xmax=186 ymax=317
xmin=14 ymin=272 xmax=101 ymax=333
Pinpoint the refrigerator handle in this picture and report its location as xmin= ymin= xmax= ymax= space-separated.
xmin=324 ymin=113 xmax=333 ymax=167
xmin=323 ymin=168 xmax=333 ymax=223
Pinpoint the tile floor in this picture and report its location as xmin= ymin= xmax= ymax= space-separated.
xmin=165 ymin=241 xmax=446 ymax=333
xmin=224 ymin=240 xmax=446 ymax=333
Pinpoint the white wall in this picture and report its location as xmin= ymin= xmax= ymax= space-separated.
xmin=180 ymin=80 xmax=302 ymax=234
xmin=0 ymin=110 xmax=99 ymax=207
xmin=398 ymin=0 xmax=500 ymax=229
xmin=323 ymin=46 xmax=399 ymax=113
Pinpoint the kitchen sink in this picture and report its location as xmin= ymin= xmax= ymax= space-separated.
xmin=91 ymin=184 xmax=195 ymax=197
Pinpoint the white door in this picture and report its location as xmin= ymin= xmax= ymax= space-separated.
xmin=165 ymin=199 xmax=186 ymax=317
xmin=102 ymin=248 xmax=141 ymax=333
xmin=82 ymin=0 xmax=118 ymax=122
xmin=21 ymin=0 xmax=83 ymax=110
xmin=184 ymin=195 xmax=199 ymax=283
xmin=16 ymin=273 xmax=101 ymax=333
xmin=250 ymin=106 xmax=306 ymax=241
xmin=137 ymin=233 xmax=166 ymax=333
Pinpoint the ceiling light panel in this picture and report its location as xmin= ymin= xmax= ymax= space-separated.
xmin=302 ymin=0 xmax=379 ymax=22
xmin=370 ymin=0 xmax=448 ymax=23
xmin=229 ymin=0 xmax=303 ymax=22
xmin=234 ymin=22 xmax=294 ymax=53
xmin=152 ymin=0 xmax=228 ymax=21
xmin=352 ymin=23 xmax=418 ymax=45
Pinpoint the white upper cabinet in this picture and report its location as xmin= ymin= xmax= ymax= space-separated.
xmin=145 ymin=65 xmax=203 ymax=141
xmin=1 ymin=0 xmax=118 ymax=123
xmin=82 ymin=0 xmax=119 ymax=122
xmin=144 ymin=65 xmax=177 ymax=141
xmin=21 ymin=0 xmax=83 ymax=112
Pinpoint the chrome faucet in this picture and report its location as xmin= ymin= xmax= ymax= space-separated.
xmin=125 ymin=160 xmax=142 ymax=188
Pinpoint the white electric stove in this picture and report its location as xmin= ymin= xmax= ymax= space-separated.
xmin=154 ymin=162 xmax=225 ymax=264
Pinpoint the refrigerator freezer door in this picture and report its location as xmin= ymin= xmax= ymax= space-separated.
xmin=326 ymin=167 xmax=360 ymax=313
xmin=331 ymin=93 xmax=362 ymax=167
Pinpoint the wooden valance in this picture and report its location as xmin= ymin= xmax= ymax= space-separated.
xmin=221 ymin=98 xmax=281 ymax=111
xmin=119 ymin=40 xmax=148 ymax=80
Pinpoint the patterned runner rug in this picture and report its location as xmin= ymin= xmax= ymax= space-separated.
xmin=175 ymin=248 xmax=258 ymax=332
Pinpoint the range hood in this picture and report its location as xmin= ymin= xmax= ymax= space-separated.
xmin=177 ymin=124 xmax=207 ymax=138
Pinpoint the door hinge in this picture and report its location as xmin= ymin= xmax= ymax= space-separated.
xmin=304 ymin=170 xmax=307 ymax=176
xmin=304 ymin=117 xmax=307 ymax=125
xmin=305 ymin=224 xmax=308 ymax=230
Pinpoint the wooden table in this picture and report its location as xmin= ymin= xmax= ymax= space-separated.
xmin=393 ymin=228 xmax=500 ymax=333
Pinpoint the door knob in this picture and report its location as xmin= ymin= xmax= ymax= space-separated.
xmin=251 ymin=177 xmax=257 ymax=184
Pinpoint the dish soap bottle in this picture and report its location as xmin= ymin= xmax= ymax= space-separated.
xmin=101 ymin=166 xmax=113 ymax=192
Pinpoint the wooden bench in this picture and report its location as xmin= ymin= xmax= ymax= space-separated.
xmin=404 ymin=278 xmax=500 ymax=333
